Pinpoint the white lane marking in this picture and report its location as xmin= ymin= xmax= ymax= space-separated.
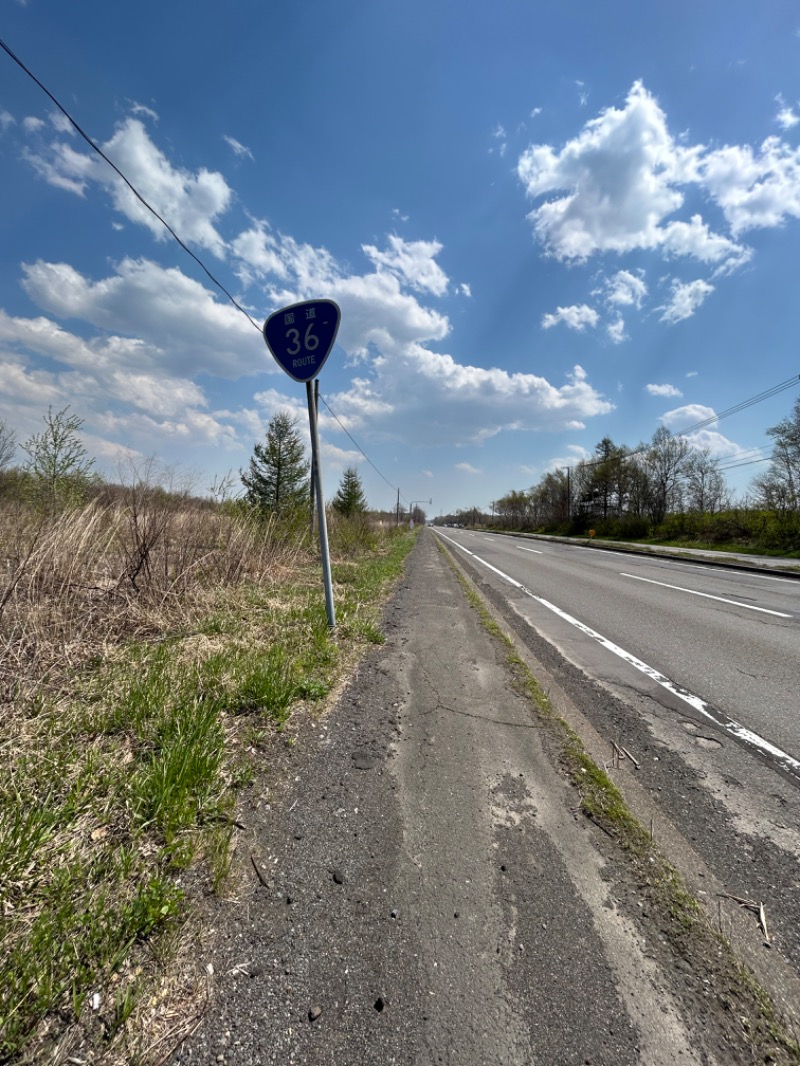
xmin=436 ymin=531 xmax=800 ymax=781
xmin=620 ymin=573 xmax=792 ymax=618
xmin=666 ymin=562 xmax=799 ymax=585
xmin=518 ymin=547 xmax=543 ymax=554
xmin=556 ymin=543 xmax=800 ymax=584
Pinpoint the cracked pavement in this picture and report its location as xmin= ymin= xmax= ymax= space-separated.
xmin=171 ymin=532 xmax=791 ymax=1066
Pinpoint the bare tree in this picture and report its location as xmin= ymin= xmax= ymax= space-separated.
xmin=684 ymin=450 xmax=730 ymax=514
xmin=750 ymin=395 xmax=800 ymax=512
xmin=0 ymin=420 xmax=16 ymax=469
xmin=643 ymin=427 xmax=690 ymax=524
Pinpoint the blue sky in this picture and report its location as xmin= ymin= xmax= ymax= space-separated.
xmin=2 ymin=1 xmax=800 ymax=517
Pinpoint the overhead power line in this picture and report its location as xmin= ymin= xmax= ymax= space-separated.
xmin=0 ymin=35 xmax=262 ymax=332
xmin=319 ymin=395 xmax=406 ymax=504
xmin=1 ymin=35 xmax=406 ymax=503
xmin=672 ymin=374 xmax=800 ymax=437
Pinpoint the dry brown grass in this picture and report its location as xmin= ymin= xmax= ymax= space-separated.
xmin=0 ymin=493 xmax=311 ymax=706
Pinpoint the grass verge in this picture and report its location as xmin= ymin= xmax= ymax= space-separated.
xmin=0 ymin=518 xmax=417 ymax=1064
xmin=436 ymin=536 xmax=800 ymax=1065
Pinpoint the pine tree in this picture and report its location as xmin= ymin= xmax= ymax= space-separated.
xmin=332 ymin=466 xmax=368 ymax=516
xmin=241 ymin=410 xmax=310 ymax=514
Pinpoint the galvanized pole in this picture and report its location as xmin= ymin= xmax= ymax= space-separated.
xmin=306 ymin=380 xmax=335 ymax=628
xmin=309 ymin=379 xmax=319 ymax=536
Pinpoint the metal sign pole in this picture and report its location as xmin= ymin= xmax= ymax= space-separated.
xmin=263 ymin=299 xmax=340 ymax=630
xmin=306 ymin=380 xmax=336 ymax=629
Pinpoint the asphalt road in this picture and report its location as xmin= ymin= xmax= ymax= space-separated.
xmin=435 ymin=529 xmax=800 ymax=781
xmin=172 ymin=532 xmax=800 ymax=1066
xmin=434 ymin=527 xmax=800 ymax=1028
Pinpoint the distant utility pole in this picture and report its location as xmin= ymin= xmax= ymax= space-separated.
xmin=396 ymin=487 xmax=401 ymax=526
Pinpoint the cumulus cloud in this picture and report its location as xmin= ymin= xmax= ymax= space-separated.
xmin=0 ymin=109 xmax=15 ymax=131
xmin=660 ymin=403 xmax=715 ymax=430
xmin=775 ymin=95 xmax=800 ymax=130
xmin=659 ymin=279 xmax=715 ymax=323
xmin=327 ymin=358 xmax=612 ymax=448
xmin=23 ymin=117 xmax=232 ymax=256
xmin=456 ymin=462 xmax=481 ymax=474
xmin=541 ymin=304 xmax=599 ymax=331
xmin=362 ymin=235 xmax=449 ymax=296
xmin=600 ymin=269 xmax=648 ymax=308
xmin=645 ymin=383 xmax=682 ymax=397
xmin=517 ymin=81 xmax=752 ymax=271
xmin=20 ymin=258 xmax=264 ymax=378
xmin=8 ymin=113 xmax=616 ymax=481
xmin=698 ymin=136 xmax=800 ymax=235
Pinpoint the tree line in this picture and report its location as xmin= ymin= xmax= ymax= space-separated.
xmin=0 ymin=406 xmax=371 ymax=520
xmin=445 ymin=396 xmax=800 ymax=552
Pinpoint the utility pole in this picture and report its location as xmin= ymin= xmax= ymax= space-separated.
xmin=396 ymin=487 xmax=401 ymax=526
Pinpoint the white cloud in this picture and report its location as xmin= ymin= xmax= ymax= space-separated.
xmin=530 ymin=107 xmax=542 ymax=119
xmin=224 ymin=134 xmax=254 ymax=160
xmin=677 ymin=428 xmax=751 ymax=459
xmin=328 ymin=358 xmax=612 ymax=448
xmin=20 ymin=258 xmax=264 ymax=378
xmin=130 ymin=102 xmax=159 ymax=123
xmin=231 ymin=222 xmax=289 ymax=281
xmin=0 ymin=109 xmax=14 ymax=131
xmin=456 ymin=462 xmax=481 ymax=474
xmin=48 ymin=111 xmax=74 ymax=135
xmin=645 ymin=383 xmax=682 ymax=397
xmin=661 ymin=403 xmax=715 ymax=430
xmin=607 ymin=317 xmax=627 ymax=344
xmin=517 ymin=81 xmax=750 ymax=271
xmin=24 ymin=117 xmax=233 ymax=256
xmin=0 ymin=310 xmax=207 ymax=417
xmin=601 ymin=269 xmax=647 ymax=308
xmin=686 ymin=370 xmax=698 ymax=377
xmin=459 ymin=282 xmax=472 ymax=297
xmin=698 ymin=136 xmax=800 ymax=235
xmin=775 ymin=95 xmax=800 ymax=130
xmin=22 ymin=116 xmax=44 ymax=133
xmin=541 ymin=304 xmax=598 ymax=331
xmin=9 ymin=112 xmax=616 ymax=472
xmin=362 ymin=235 xmax=449 ymax=296
xmin=659 ymin=278 xmax=714 ymax=323
xmin=22 ymin=141 xmax=95 ymax=195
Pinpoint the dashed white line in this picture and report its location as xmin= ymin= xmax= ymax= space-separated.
xmin=620 ymin=573 xmax=792 ymax=618
xmin=518 ymin=547 xmax=543 ymax=554
xmin=436 ymin=531 xmax=800 ymax=782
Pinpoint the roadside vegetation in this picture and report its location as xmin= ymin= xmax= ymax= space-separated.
xmin=437 ymin=394 xmax=800 ymax=557
xmin=0 ymin=408 xmax=416 ymax=1063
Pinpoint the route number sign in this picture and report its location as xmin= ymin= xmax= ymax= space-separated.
xmin=263 ymin=299 xmax=341 ymax=382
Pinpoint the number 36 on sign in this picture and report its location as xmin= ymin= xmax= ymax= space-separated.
xmin=263 ymin=299 xmax=341 ymax=383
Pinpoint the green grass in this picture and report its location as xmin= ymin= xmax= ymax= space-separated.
xmin=0 ymin=523 xmax=418 ymax=1063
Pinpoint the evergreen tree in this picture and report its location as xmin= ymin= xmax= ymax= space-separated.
xmin=22 ymin=406 xmax=97 ymax=509
xmin=241 ymin=410 xmax=310 ymax=514
xmin=332 ymin=466 xmax=368 ymax=516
